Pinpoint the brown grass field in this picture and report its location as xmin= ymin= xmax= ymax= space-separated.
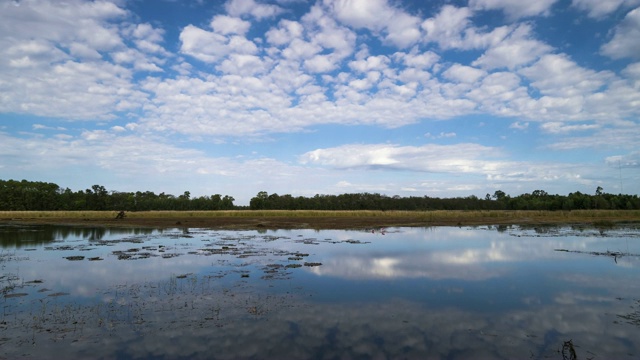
xmin=1 ymin=210 xmax=640 ymax=229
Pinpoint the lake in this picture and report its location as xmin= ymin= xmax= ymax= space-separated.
xmin=1 ymin=223 xmax=640 ymax=359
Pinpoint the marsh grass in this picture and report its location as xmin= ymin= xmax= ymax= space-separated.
xmin=2 ymin=209 xmax=639 ymax=220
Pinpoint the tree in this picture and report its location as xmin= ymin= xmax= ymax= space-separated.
xmin=493 ymin=190 xmax=506 ymax=200
xmin=250 ymin=191 xmax=269 ymax=210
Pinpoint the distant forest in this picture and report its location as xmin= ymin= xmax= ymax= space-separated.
xmin=1 ymin=179 xmax=639 ymax=212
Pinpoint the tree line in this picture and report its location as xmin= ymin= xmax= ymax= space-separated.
xmin=248 ymin=188 xmax=640 ymax=211
xmin=0 ymin=179 xmax=235 ymax=211
xmin=1 ymin=179 xmax=639 ymax=212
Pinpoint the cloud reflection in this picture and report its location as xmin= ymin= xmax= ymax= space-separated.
xmin=2 ymin=225 xmax=640 ymax=359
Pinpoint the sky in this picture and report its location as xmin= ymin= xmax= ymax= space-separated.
xmin=0 ymin=0 xmax=639 ymax=205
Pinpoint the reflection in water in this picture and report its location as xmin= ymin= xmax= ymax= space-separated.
xmin=0 ymin=224 xmax=155 ymax=248
xmin=1 ymin=224 xmax=639 ymax=359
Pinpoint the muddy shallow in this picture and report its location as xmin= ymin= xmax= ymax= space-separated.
xmin=2 ymin=224 xmax=640 ymax=359
xmin=6 ymin=210 xmax=640 ymax=230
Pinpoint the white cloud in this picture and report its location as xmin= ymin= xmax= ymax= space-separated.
xmin=394 ymin=48 xmax=440 ymax=69
xmin=425 ymin=132 xmax=457 ymax=139
xmin=601 ymin=7 xmax=640 ymax=59
xmin=384 ymin=11 xmax=422 ymax=48
xmin=349 ymin=55 xmax=390 ymax=73
xmin=0 ymin=58 xmax=146 ymax=119
xmin=546 ymin=126 xmax=640 ymax=150
xmin=111 ymin=48 xmax=164 ymax=72
xmin=179 ymin=24 xmax=258 ymax=63
xmin=324 ymin=0 xmax=421 ymax=48
xmin=572 ymin=0 xmax=640 ymax=18
xmin=421 ymin=5 xmax=512 ymax=50
xmin=0 ymin=0 xmax=127 ymax=52
xmin=299 ymin=143 xmax=504 ymax=173
xmin=509 ymin=121 xmax=529 ymax=130
xmin=211 ymin=15 xmax=252 ymax=35
xmin=443 ymin=64 xmax=487 ymax=84
xmin=519 ymin=54 xmax=614 ymax=97
xmin=466 ymin=72 xmax=529 ymax=113
xmin=218 ymin=54 xmax=271 ymax=75
xmin=225 ymin=0 xmax=284 ymax=19
xmin=265 ymin=19 xmax=304 ymax=46
xmin=470 ymin=0 xmax=559 ymax=19
xmin=540 ymin=121 xmax=600 ymax=133
xmin=623 ymin=62 xmax=640 ymax=79
xmin=605 ymin=151 xmax=640 ymax=168
xmin=324 ymin=0 xmax=393 ymax=31
xmin=421 ymin=5 xmax=473 ymax=49
xmin=298 ymin=142 xmax=599 ymax=193
xmin=472 ymin=24 xmax=553 ymax=70
xmin=0 ymin=0 xmax=163 ymax=120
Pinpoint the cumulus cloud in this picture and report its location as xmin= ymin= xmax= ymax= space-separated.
xmin=324 ymin=0 xmax=421 ymax=48
xmin=572 ymin=0 xmax=640 ymax=18
xmin=421 ymin=5 xmax=511 ymax=50
xmin=225 ymin=0 xmax=284 ymax=19
xmin=443 ymin=64 xmax=487 ymax=83
xmin=0 ymin=0 xmax=158 ymax=119
xmin=470 ymin=0 xmax=559 ymax=19
xmin=472 ymin=24 xmax=553 ymax=70
xmin=211 ymin=15 xmax=252 ymax=35
xmin=601 ymin=7 xmax=640 ymax=59
xmin=519 ymin=54 xmax=614 ymax=97
xmin=179 ymin=24 xmax=258 ymax=63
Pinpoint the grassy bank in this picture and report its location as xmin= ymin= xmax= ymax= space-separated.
xmin=2 ymin=209 xmax=640 ymax=229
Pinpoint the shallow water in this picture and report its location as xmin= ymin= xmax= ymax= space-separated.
xmin=1 ymin=224 xmax=640 ymax=359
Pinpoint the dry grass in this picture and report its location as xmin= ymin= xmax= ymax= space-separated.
xmin=2 ymin=209 xmax=640 ymax=221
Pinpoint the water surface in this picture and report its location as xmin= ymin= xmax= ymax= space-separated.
xmin=1 ymin=224 xmax=639 ymax=359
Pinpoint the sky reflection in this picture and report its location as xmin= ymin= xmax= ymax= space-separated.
xmin=1 ymin=224 xmax=639 ymax=359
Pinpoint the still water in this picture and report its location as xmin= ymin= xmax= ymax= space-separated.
xmin=1 ymin=224 xmax=639 ymax=359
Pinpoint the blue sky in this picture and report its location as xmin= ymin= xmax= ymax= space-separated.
xmin=1 ymin=0 xmax=639 ymax=205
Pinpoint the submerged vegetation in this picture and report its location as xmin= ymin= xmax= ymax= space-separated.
xmin=1 ymin=179 xmax=639 ymax=212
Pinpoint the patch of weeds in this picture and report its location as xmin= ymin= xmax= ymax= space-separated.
xmin=617 ymin=299 xmax=640 ymax=326
xmin=560 ymin=339 xmax=577 ymax=360
xmin=343 ymin=239 xmax=370 ymax=244
xmin=4 ymin=293 xmax=28 ymax=298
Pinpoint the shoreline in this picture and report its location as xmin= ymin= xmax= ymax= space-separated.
xmin=2 ymin=210 xmax=640 ymax=229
